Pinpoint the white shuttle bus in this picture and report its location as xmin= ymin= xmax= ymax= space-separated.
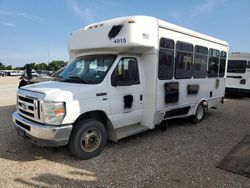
xmin=12 ymin=16 xmax=228 ymax=159
xmin=226 ymin=52 xmax=250 ymax=95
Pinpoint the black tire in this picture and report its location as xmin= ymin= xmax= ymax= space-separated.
xmin=191 ymin=103 xmax=205 ymax=124
xmin=69 ymin=119 xmax=107 ymax=159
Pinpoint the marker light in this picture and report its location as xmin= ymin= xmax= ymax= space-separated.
xmin=128 ymin=19 xmax=136 ymax=24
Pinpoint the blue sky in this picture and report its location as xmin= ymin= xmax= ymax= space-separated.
xmin=0 ymin=0 xmax=250 ymax=67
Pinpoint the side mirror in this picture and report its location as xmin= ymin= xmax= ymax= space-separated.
xmin=26 ymin=64 xmax=32 ymax=80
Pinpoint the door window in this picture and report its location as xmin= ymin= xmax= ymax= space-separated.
xmin=111 ymin=57 xmax=140 ymax=86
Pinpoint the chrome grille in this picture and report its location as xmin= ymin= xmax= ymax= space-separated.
xmin=17 ymin=94 xmax=41 ymax=122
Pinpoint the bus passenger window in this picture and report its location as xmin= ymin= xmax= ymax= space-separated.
xmin=208 ymin=49 xmax=220 ymax=78
xmin=175 ymin=42 xmax=193 ymax=79
xmin=158 ymin=38 xmax=174 ymax=80
xmin=193 ymin=46 xmax=208 ymax=78
xmin=219 ymin=51 xmax=227 ymax=77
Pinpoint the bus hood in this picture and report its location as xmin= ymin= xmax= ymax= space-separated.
xmin=20 ymin=81 xmax=106 ymax=102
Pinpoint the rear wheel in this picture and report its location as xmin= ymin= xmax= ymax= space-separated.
xmin=191 ymin=103 xmax=205 ymax=124
xmin=69 ymin=119 xmax=107 ymax=159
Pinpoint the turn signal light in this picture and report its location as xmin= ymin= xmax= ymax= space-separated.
xmin=54 ymin=108 xmax=65 ymax=116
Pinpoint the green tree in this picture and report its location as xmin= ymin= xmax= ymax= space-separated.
xmin=13 ymin=66 xmax=23 ymax=70
xmin=29 ymin=63 xmax=36 ymax=69
xmin=35 ymin=63 xmax=48 ymax=70
xmin=5 ymin=65 xmax=12 ymax=70
xmin=48 ymin=60 xmax=67 ymax=72
xmin=0 ymin=62 xmax=4 ymax=70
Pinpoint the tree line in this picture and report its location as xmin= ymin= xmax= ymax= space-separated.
xmin=0 ymin=61 xmax=68 ymax=72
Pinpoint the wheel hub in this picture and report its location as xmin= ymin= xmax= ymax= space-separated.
xmin=80 ymin=128 xmax=101 ymax=153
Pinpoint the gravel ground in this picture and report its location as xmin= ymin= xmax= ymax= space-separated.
xmin=0 ymin=77 xmax=250 ymax=187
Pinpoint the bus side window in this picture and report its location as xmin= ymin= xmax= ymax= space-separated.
xmin=175 ymin=41 xmax=193 ymax=79
xmin=193 ymin=45 xmax=208 ymax=78
xmin=208 ymin=49 xmax=220 ymax=78
xmin=158 ymin=38 xmax=174 ymax=80
xmin=219 ymin=51 xmax=227 ymax=77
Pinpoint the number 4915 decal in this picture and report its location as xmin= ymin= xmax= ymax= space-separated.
xmin=113 ymin=38 xmax=127 ymax=44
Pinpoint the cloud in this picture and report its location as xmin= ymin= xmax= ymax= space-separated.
xmin=190 ymin=0 xmax=227 ymax=19
xmin=170 ymin=0 xmax=227 ymax=25
xmin=0 ymin=22 xmax=16 ymax=27
xmin=169 ymin=11 xmax=183 ymax=25
xmin=66 ymin=0 xmax=95 ymax=23
xmin=0 ymin=10 xmax=44 ymax=22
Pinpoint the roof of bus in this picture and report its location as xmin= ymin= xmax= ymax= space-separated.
xmin=82 ymin=15 xmax=228 ymax=47
xmin=157 ymin=18 xmax=228 ymax=47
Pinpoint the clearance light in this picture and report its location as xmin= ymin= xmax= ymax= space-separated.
xmin=128 ymin=19 xmax=135 ymax=24
xmin=88 ymin=24 xmax=103 ymax=29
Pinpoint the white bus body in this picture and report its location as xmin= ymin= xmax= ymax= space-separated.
xmin=12 ymin=16 xmax=229 ymax=159
xmin=226 ymin=52 xmax=250 ymax=95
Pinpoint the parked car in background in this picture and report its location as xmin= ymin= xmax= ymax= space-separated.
xmin=37 ymin=70 xmax=53 ymax=76
xmin=2 ymin=70 xmax=24 ymax=76
xmin=0 ymin=71 xmax=5 ymax=76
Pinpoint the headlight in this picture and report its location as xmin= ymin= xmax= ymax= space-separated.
xmin=42 ymin=102 xmax=66 ymax=125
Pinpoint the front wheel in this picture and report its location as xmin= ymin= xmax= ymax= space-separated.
xmin=69 ymin=119 xmax=107 ymax=159
xmin=191 ymin=103 xmax=205 ymax=124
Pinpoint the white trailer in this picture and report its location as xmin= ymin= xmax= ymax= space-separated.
xmin=12 ymin=16 xmax=229 ymax=159
xmin=226 ymin=52 xmax=250 ymax=95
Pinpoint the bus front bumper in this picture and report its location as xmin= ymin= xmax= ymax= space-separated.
xmin=12 ymin=112 xmax=72 ymax=147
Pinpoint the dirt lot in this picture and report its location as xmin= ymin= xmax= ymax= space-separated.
xmin=0 ymin=77 xmax=250 ymax=187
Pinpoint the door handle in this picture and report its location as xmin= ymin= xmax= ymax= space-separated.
xmin=140 ymin=94 xmax=143 ymax=101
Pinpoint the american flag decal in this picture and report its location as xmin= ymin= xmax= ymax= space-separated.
xmin=142 ymin=33 xmax=149 ymax=39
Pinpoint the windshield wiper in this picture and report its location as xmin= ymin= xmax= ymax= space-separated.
xmin=62 ymin=76 xmax=90 ymax=84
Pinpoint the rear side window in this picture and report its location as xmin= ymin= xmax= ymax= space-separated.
xmin=219 ymin=51 xmax=227 ymax=77
xmin=208 ymin=49 xmax=220 ymax=77
xmin=193 ymin=46 xmax=208 ymax=78
xmin=175 ymin=42 xmax=193 ymax=79
xmin=158 ymin=38 xmax=174 ymax=80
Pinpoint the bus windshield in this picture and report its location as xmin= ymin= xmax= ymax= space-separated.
xmin=227 ymin=60 xmax=247 ymax=73
xmin=60 ymin=55 xmax=117 ymax=84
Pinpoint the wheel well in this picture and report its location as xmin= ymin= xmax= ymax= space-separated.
xmin=74 ymin=111 xmax=108 ymax=126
